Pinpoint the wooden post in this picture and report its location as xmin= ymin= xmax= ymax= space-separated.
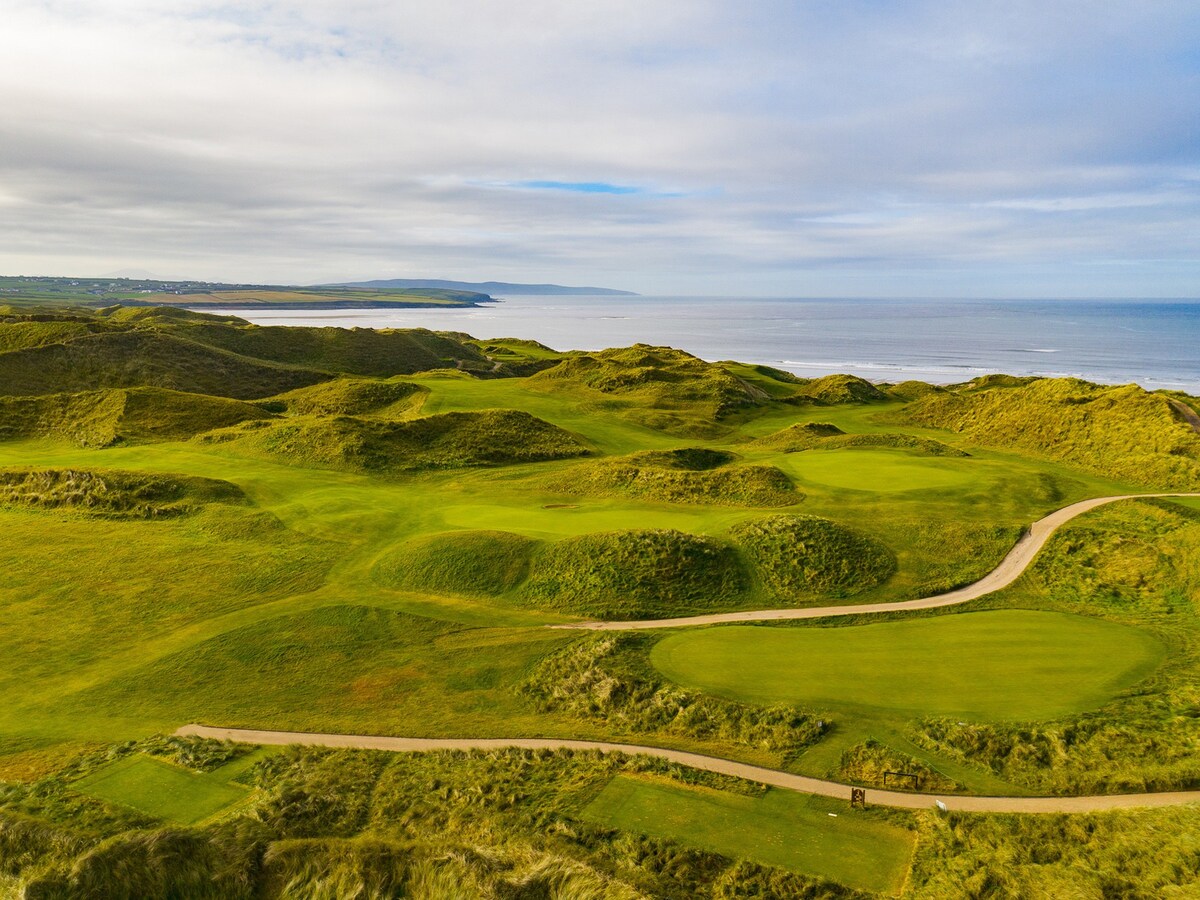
xmin=850 ymin=788 xmax=866 ymax=808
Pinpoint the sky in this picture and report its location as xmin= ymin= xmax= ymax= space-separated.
xmin=1 ymin=1 xmax=1198 ymax=297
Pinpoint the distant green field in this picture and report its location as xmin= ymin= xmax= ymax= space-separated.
xmin=582 ymin=776 xmax=915 ymax=894
xmin=651 ymin=610 xmax=1165 ymax=720
xmin=74 ymin=754 xmax=250 ymax=824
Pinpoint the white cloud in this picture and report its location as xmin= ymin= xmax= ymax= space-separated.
xmin=0 ymin=0 xmax=1197 ymax=294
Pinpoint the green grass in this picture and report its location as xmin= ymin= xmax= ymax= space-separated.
xmin=0 ymin=467 xmax=246 ymax=518
xmin=730 ymin=514 xmax=896 ymax=602
xmin=900 ymin=377 xmax=1200 ymax=490
xmin=371 ymin=530 xmax=538 ymax=596
xmin=581 ymin=775 xmax=914 ymax=894
xmin=650 ymin=611 xmax=1165 ymax=721
xmin=0 ymin=330 xmax=330 ymax=400
xmin=521 ymin=528 xmax=747 ymax=618
xmin=780 ymin=448 xmax=982 ymax=493
xmin=73 ymin=754 xmax=249 ymax=824
xmin=197 ymin=408 xmax=591 ymax=474
xmin=2 ymin=313 xmax=1200 ymax=893
xmin=0 ymin=387 xmax=271 ymax=447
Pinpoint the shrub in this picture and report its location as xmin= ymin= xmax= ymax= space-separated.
xmin=730 ymin=515 xmax=895 ymax=601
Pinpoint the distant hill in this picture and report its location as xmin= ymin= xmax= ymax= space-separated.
xmin=329 ymin=278 xmax=638 ymax=296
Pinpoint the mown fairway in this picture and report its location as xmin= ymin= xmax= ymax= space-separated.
xmin=650 ymin=611 xmax=1166 ymax=720
xmin=582 ymin=776 xmax=915 ymax=893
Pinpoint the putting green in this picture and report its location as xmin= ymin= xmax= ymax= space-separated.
xmin=581 ymin=776 xmax=913 ymax=894
xmin=651 ymin=611 xmax=1165 ymax=721
xmin=780 ymin=448 xmax=980 ymax=492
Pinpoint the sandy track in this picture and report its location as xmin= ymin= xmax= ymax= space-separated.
xmin=554 ymin=492 xmax=1200 ymax=631
xmin=177 ymin=724 xmax=1200 ymax=813
xmin=177 ymin=494 xmax=1200 ymax=814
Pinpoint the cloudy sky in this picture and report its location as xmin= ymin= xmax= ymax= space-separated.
xmin=2 ymin=1 xmax=1198 ymax=296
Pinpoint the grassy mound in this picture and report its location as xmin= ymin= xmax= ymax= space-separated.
xmin=199 ymin=409 xmax=590 ymax=473
xmin=264 ymin=378 xmax=427 ymax=418
xmin=97 ymin=305 xmax=249 ymax=325
xmin=541 ymin=449 xmax=800 ymax=507
xmin=0 ymin=468 xmax=246 ymax=518
xmin=730 ymin=515 xmax=895 ymax=601
xmin=900 ymin=377 xmax=1200 ymax=489
xmin=522 ymin=529 xmax=747 ymax=618
xmin=886 ymin=380 xmax=946 ymax=401
xmin=529 ymin=345 xmax=764 ymax=435
xmin=796 ymin=374 xmax=889 ymax=404
xmin=0 ymin=387 xmax=272 ymax=447
xmin=752 ymin=422 xmax=965 ymax=456
xmin=372 ymin=530 xmax=538 ymax=596
xmin=835 ymin=740 xmax=962 ymax=793
xmin=0 ymin=319 xmax=104 ymax=351
xmin=163 ymin=322 xmax=498 ymax=377
xmin=0 ymin=388 xmax=272 ymax=448
xmin=0 ymin=330 xmax=329 ymax=399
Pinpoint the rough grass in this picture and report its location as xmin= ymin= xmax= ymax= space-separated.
xmin=163 ymin=323 xmax=499 ymax=378
xmin=371 ymin=530 xmax=539 ymax=596
xmin=0 ymin=319 xmax=103 ymax=351
xmin=900 ymin=377 xmax=1200 ymax=489
xmin=0 ymin=468 xmax=246 ymax=519
xmin=834 ymin=740 xmax=962 ymax=793
xmin=529 ymin=345 xmax=765 ymax=436
xmin=0 ymin=388 xmax=272 ymax=447
xmin=197 ymin=409 xmax=591 ymax=473
xmin=730 ymin=515 xmax=896 ymax=601
xmin=752 ymin=422 xmax=966 ymax=457
xmin=540 ymin=448 xmax=801 ymax=508
xmin=794 ymin=374 xmax=889 ymax=405
xmin=264 ymin=378 xmax=427 ymax=418
xmin=0 ymin=330 xmax=330 ymax=399
xmin=521 ymin=529 xmax=747 ymax=618
xmin=908 ymin=807 xmax=1200 ymax=899
xmin=6 ymin=740 xmax=873 ymax=900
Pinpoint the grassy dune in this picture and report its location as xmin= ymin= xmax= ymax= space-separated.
xmin=1 ymin=309 xmax=1199 ymax=895
xmin=900 ymin=377 xmax=1200 ymax=489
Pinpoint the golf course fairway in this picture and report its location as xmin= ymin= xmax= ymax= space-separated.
xmin=650 ymin=610 xmax=1165 ymax=720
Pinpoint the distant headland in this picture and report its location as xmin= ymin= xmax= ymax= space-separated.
xmin=328 ymin=278 xmax=638 ymax=296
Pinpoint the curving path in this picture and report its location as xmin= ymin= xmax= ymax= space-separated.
xmin=177 ymin=723 xmax=1200 ymax=813
xmin=180 ymin=492 xmax=1200 ymax=814
xmin=554 ymin=492 xmax=1200 ymax=630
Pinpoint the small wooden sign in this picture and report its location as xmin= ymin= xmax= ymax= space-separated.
xmin=850 ymin=787 xmax=866 ymax=808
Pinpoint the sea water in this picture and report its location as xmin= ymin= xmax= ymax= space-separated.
xmin=197 ymin=296 xmax=1200 ymax=394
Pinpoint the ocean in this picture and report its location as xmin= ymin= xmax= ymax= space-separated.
xmin=198 ymin=296 xmax=1200 ymax=395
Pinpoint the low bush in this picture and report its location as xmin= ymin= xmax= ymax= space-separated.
xmin=730 ymin=515 xmax=896 ymax=602
xmin=522 ymin=529 xmax=747 ymax=618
